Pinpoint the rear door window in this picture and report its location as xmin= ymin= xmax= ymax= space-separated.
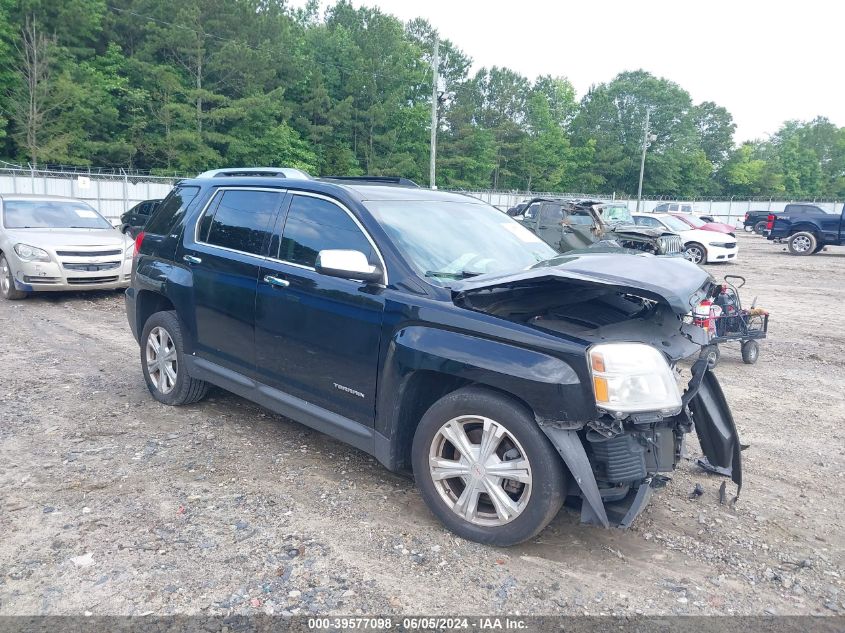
xmin=199 ymin=189 xmax=283 ymax=256
xmin=144 ymin=186 xmax=200 ymax=235
xmin=539 ymin=203 xmax=563 ymax=225
xmin=277 ymin=195 xmax=375 ymax=268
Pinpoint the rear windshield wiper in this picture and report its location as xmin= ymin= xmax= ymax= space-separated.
xmin=425 ymin=270 xmax=483 ymax=280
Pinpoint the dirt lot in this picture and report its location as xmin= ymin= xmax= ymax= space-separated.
xmin=1 ymin=232 xmax=843 ymax=617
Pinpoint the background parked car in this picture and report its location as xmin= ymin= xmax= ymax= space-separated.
xmin=766 ymin=203 xmax=844 ymax=255
xmin=670 ymin=213 xmax=736 ymax=236
xmin=632 ymin=212 xmax=737 ymax=264
xmin=518 ymin=198 xmax=683 ymax=255
xmin=0 ymin=194 xmax=133 ymax=300
xmin=119 ymin=199 xmax=162 ymax=237
xmin=744 ymin=204 xmax=828 ymax=235
xmin=653 ymin=202 xmax=718 ymax=223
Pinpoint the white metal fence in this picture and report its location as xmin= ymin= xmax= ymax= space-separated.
xmin=0 ymin=167 xmax=179 ymax=221
xmin=1 ymin=166 xmax=841 ymax=228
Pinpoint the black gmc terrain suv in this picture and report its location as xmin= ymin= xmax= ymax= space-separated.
xmin=125 ymin=173 xmax=742 ymax=545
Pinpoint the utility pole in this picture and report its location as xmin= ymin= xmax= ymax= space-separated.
xmin=429 ymin=36 xmax=439 ymax=190
xmin=636 ymin=108 xmax=651 ymax=212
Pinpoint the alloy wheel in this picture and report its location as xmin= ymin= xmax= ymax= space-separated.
xmin=145 ymin=326 xmax=178 ymax=394
xmin=0 ymin=257 xmax=9 ymax=295
xmin=791 ymin=235 xmax=812 ymax=253
xmin=428 ymin=415 xmax=532 ymax=527
xmin=684 ymin=245 xmax=704 ymax=264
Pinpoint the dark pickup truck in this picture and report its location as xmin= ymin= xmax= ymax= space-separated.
xmin=126 ymin=175 xmax=742 ymax=545
xmin=745 ymin=204 xmax=827 ymax=235
xmin=766 ymin=204 xmax=844 ymax=255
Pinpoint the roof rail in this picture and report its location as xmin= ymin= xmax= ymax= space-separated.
xmin=196 ymin=167 xmax=312 ymax=180
xmin=322 ymin=176 xmax=420 ymax=188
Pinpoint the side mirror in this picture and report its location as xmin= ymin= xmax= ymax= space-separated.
xmin=315 ymin=249 xmax=383 ymax=283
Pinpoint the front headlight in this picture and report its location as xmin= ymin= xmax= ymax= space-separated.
xmin=14 ymin=243 xmax=51 ymax=262
xmin=588 ymin=343 xmax=682 ymax=416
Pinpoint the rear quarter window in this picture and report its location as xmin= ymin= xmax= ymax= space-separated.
xmin=144 ymin=186 xmax=200 ymax=235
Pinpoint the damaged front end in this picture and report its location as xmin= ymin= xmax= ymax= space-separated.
xmin=452 ymin=252 xmax=743 ymax=528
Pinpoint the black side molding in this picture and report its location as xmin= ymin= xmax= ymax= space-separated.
xmin=186 ymin=356 xmax=375 ymax=455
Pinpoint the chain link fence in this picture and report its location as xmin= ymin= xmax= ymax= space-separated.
xmin=1 ymin=164 xmax=840 ymax=228
xmin=0 ymin=165 xmax=181 ymax=222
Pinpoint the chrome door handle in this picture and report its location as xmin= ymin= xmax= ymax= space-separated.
xmin=183 ymin=255 xmax=202 ymax=265
xmin=264 ymin=275 xmax=290 ymax=288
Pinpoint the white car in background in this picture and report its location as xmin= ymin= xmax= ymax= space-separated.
xmin=631 ymin=212 xmax=738 ymax=264
xmin=0 ymin=194 xmax=134 ymax=300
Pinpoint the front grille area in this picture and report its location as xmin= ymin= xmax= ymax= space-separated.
xmin=63 ymin=261 xmax=121 ymax=272
xmin=56 ymin=249 xmax=122 ymax=257
xmin=67 ymin=275 xmax=119 ymax=285
xmin=658 ymin=235 xmax=683 ymax=254
xmin=23 ymin=276 xmax=61 ymax=284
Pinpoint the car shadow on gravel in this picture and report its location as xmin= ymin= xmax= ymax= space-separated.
xmin=15 ymin=289 xmax=126 ymax=304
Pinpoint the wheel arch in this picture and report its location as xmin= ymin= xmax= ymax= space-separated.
xmin=384 ymin=372 xmax=540 ymax=473
xmin=374 ymin=326 xmax=590 ymax=472
xmin=788 ymin=224 xmax=822 ymax=238
xmin=135 ymin=290 xmax=176 ymax=343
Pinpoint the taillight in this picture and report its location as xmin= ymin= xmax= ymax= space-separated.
xmin=766 ymin=214 xmax=775 ymax=230
xmin=134 ymin=231 xmax=145 ymax=257
xmin=744 ymin=212 xmax=749 ymax=221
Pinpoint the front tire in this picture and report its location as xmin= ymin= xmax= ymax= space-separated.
xmin=787 ymin=232 xmax=817 ymax=256
xmin=684 ymin=243 xmax=707 ymax=264
xmin=140 ymin=310 xmax=209 ymax=405
xmin=753 ymin=221 xmax=767 ymax=235
xmin=0 ymin=255 xmax=27 ymax=300
xmin=411 ymin=386 xmax=567 ymax=546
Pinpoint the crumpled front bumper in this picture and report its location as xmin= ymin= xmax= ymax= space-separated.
xmin=539 ymin=359 xmax=742 ymax=528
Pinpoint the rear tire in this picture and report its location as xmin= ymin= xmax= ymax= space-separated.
xmin=0 ymin=255 xmax=28 ymax=300
xmin=411 ymin=386 xmax=566 ymax=546
xmin=753 ymin=221 xmax=767 ymax=235
xmin=741 ymin=340 xmax=759 ymax=365
xmin=787 ymin=232 xmax=817 ymax=256
xmin=140 ymin=310 xmax=209 ymax=405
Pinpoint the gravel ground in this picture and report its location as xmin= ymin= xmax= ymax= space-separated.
xmin=1 ymin=232 xmax=843 ymax=617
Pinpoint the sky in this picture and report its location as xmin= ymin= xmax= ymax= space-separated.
xmin=291 ymin=0 xmax=843 ymax=142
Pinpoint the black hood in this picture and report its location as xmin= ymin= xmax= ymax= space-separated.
xmin=451 ymin=252 xmax=713 ymax=315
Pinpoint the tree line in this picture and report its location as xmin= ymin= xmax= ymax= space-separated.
xmin=1 ymin=0 xmax=843 ymax=198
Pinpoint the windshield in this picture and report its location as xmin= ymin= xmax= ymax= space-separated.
xmin=680 ymin=214 xmax=706 ymax=228
xmin=364 ymin=200 xmax=557 ymax=280
xmin=601 ymin=205 xmax=633 ymax=224
xmin=660 ymin=215 xmax=691 ymax=232
xmin=2 ymin=200 xmax=112 ymax=229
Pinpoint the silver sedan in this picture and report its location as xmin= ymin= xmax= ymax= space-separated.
xmin=0 ymin=194 xmax=134 ymax=300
